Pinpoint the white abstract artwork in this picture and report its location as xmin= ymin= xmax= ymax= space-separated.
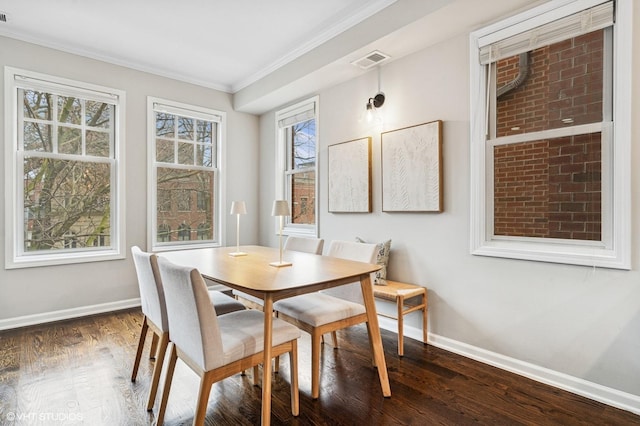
xmin=381 ymin=120 xmax=443 ymax=212
xmin=328 ymin=137 xmax=371 ymax=213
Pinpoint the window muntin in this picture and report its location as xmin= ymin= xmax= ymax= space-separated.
xmin=5 ymin=67 xmax=125 ymax=268
xmin=275 ymin=97 xmax=319 ymax=237
xmin=149 ymin=98 xmax=223 ymax=249
xmin=469 ymin=0 xmax=631 ymax=269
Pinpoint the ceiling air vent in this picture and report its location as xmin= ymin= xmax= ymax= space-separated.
xmin=351 ymin=50 xmax=390 ymax=70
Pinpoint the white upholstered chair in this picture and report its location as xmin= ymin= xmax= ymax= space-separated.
xmin=130 ymin=246 xmax=245 ymax=412
xmin=273 ymin=240 xmax=378 ymax=399
xmin=155 ymin=257 xmax=301 ymax=425
xmin=233 ymin=236 xmax=324 ymax=309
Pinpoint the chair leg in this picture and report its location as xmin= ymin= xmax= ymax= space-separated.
xmin=331 ymin=331 xmax=338 ymax=348
xmin=311 ymin=330 xmax=322 ymax=399
xmin=397 ymin=295 xmax=405 ymax=357
xmin=131 ymin=316 xmax=149 ymax=382
xmin=193 ymin=373 xmax=214 ymax=426
xmin=289 ymin=340 xmax=299 ymax=416
xmin=146 ymin=331 xmax=169 ymax=411
xmin=156 ymin=343 xmax=178 ymax=426
xmin=150 ymin=332 xmax=159 ymax=360
xmin=253 ymin=365 xmax=260 ymax=386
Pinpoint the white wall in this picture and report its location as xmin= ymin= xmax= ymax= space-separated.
xmin=0 ymin=36 xmax=260 ymax=322
xmin=258 ymin=1 xmax=640 ymax=409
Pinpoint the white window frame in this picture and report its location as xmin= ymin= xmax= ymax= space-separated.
xmin=469 ymin=0 xmax=631 ymax=269
xmin=275 ymin=96 xmax=319 ymax=237
xmin=4 ymin=66 xmax=126 ymax=269
xmin=147 ymin=97 xmax=226 ymax=252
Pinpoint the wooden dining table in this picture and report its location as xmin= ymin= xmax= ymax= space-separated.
xmin=159 ymin=245 xmax=391 ymax=425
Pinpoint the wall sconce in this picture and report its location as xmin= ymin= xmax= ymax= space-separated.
xmin=364 ymin=92 xmax=385 ymax=124
xmin=229 ymin=201 xmax=247 ymax=257
xmin=270 ymin=200 xmax=292 ymax=267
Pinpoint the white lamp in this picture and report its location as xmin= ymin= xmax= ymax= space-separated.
xmin=270 ymin=200 xmax=292 ymax=267
xmin=229 ymin=201 xmax=247 ymax=257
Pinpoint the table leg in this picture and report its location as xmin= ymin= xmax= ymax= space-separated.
xmin=397 ymin=295 xmax=404 ymax=357
xmin=262 ymin=294 xmax=273 ymax=425
xmin=422 ymin=291 xmax=428 ymax=344
xmin=360 ymin=274 xmax=391 ymax=397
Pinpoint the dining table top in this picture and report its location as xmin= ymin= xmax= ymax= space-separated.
xmin=157 ymin=244 xmax=390 ymax=425
xmin=157 ymin=245 xmax=381 ymax=301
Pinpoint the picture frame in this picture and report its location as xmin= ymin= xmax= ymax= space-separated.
xmin=328 ymin=137 xmax=372 ymax=213
xmin=381 ymin=120 xmax=443 ymax=212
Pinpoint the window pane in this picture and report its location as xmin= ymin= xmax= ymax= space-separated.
xmin=158 ymin=189 xmax=171 ymax=212
xmin=58 ymin=126 xmax=82 ymax=154
xmin=158 ymin=223 xmax=171 ymax=242
xmin=176 ymin=190 xmax=191 ymax=211
xmin=156 ymin=167 xmax=215 ymax=243
xmin=178 ymin=116 xmax=194 ymax=140
xmin=23 ymin=90 xmax=53 ymax=120
xmin=156 ymin=113 xmax=174 ymax=137
xmin=156 ymin=139 xmax=174 ymax=163
xmin=58 ymin=96 xmax=82 ymax=124
xmin=291 ymin=119 xmax=316 ymax=170
xmin=86 ymin=130 xmax=110 ymax=157
xmin=23 ymin=157 xmax=111 ymax=251
xmin=290 ymin=170 xmax=315 ymax=225
xmin=496 ymin=29 xmax=604 ymax=138
xmin=197 ymin=222 xmax=211 ymax=240
xmin=494 ymin=132 xmax=601 ymax=241
xmin=178 ymin=142 xmax=194 ymax=165
xmin=197 ymin=120 xmax=212 ymax=143
xmin=86 ymin=101 xmax=112 ymax=128
xmin=196 ymin=144 xmax=213 ymax=167
xmin=24 ymin=122 xmax=52 ymax=152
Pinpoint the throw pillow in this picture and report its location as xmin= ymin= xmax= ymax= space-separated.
xmin=355 ymin=237 xmax=391 ymax=285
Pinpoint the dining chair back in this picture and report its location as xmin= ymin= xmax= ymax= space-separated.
xmin=284 ymin=236 xmax=324 ymax=255
xmin=321 ymin=240 xmax=378 ymax=304
xmin=130 ymin=246 xmax=245 ymax=413
xmin=155 ymin=257 xmax=300 ymax=425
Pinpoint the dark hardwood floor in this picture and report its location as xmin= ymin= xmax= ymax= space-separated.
xmin=0 ymin=308 xmax=638 ymax=425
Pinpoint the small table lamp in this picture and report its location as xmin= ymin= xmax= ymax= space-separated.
xmin=270 ymin=200 xmax=292 ymax=267
xmin=229 ymin=201 xmax=247 ymax=257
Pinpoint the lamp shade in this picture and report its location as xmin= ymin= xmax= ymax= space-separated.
xmin=271 ymin=200 xmax=290 ymax=216
xmin=230 ymin=201 xmax=247 ymax=215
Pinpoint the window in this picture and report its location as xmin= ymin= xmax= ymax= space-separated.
xmin=158 ymin=224 xmax=171 ymax=242
xmin=197 ymin=222 xmax=211 ymax=240
xmin=4 ymin=67 xmax=126 ymax=268
xmin=148 ymin=97 xmax=224 ymax=250
xmin=275 ymin=97 xmax=319 ymax=237
xmin=177 ymin=223 xmax=191 ymax=241
xmin=469 ymin=0 xmax=631 ymax=269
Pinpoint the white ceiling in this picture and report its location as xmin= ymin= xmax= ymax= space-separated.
xmin=0 ymin=0 xmax=396 ymax=92
xmin=0 ymin=0 xmax=545 ymax=114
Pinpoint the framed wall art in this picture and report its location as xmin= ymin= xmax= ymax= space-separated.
xmin=381 ymin=120 xmax=443 ymax=212
xmin=328 ymin=137 xmax=372 ymax=213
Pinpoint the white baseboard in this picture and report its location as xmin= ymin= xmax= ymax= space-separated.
xmin=0 ymin=298 xmax=141 ymax=331
xmin=377 ymin=318 xmax=640 ymax=416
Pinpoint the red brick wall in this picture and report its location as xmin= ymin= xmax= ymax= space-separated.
xmin=493 ymin=30 xmax=603 ymax=241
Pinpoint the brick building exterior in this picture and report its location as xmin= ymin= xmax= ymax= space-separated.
xmin=493 ymin=29 xmax=603 ymax=241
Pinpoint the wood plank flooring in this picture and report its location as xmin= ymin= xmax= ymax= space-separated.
xmin=0 ymin=308 xmax=638 ymax=425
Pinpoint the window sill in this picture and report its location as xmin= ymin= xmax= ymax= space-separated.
xmin=6 ymin=249 xmax=125 ymax=270
xmin=471 ymin=238 xmax=629 ymax=270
